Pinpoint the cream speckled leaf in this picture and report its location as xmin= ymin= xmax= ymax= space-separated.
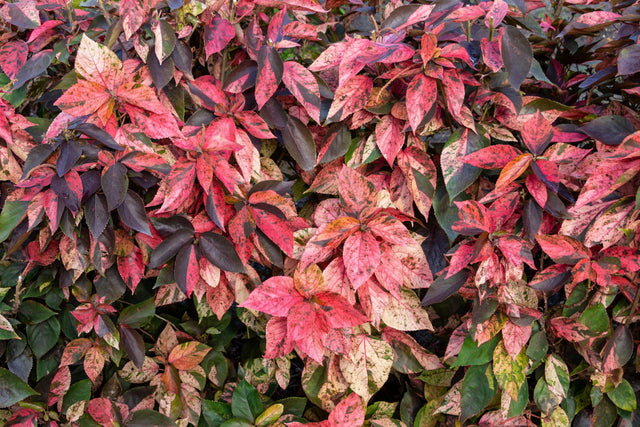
xmin=75 ymin=34 xmax=124 ymax=89
xmin=492 ymin=341 xmax=527 ymax=401
xmin=545 ymin=354 xmax=570 ymax=399
xmin=382 ymin=287 xmax=433 ymax=331
xmin=339 ymin=335 xmax=393 ymax=402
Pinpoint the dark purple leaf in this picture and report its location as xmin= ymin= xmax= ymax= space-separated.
xmin=421 ymin=269 xmax=470 ymax=306
xmin=102 ymin=162 xmax=128 ymax=211
xmin=117 ymin=190 xmax=151 ymax=236
xmin=21 ymin=144 xmax=54 ymax=180
xmin=501 ymin=26 xmax=532 ymax=90
xmin=148 ymin=228 xmax=194 ymax=269
xmin=579 ymin=115 xmax=635 ymax=146
xmin=57 ymin=139 xmax=82 ymax=177
xmin=150 ymin=215 xmax=194 ymax=237
xmin=199 ymin=232 xmax=246 ymax=273
xmin=85 ymin=193 xmax=109 ymax=238
xmin=13 ymin=50 xmax=53 ymax=89
xmin=119 ymin=324 xmax=145 ymax=368
xmin=617 ymin=44 xmax=640 ymax=76
xmin=71 ymin=122 xmax=122 ymax=151
xmin=148 ymin=50 xmax=174 ymax=91
xmin=282 ymin=115 xmax=316 ymax=172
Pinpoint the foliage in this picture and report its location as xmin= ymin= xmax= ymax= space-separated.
xmin=0 ymin=0 xmax=639 ymax=425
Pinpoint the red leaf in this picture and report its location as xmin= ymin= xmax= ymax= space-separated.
xmin=234 ymin=110 xmax=275 ymax=139
xmin=481 ymin=38 xmax=503 ymax=72
xmin=385 ymin=4 xmax=435 ymax=32
xmin=256 ymin=45 xmax=284 ymax=109
xmin=462 ymin=144 xmax=522 ymax=169
xmin=338 ymin=166 xmax=376 ymax=215
xmin=574 ymin=159 xmax=640 ymax=208
xmin=535 ymin=234 xmax=590 ymax=265
xmin=406 ymin=74 xmax=437 ymax=132
xmin=531 ymin=159 xmax=559 ymax=193
xmin=251 ymin=206 xmax=294 ymax=257
xmin=282 ymin=61 xmax=321 ymax=123
xmin=338 ymin=39 xmax=389 ymax=87
xmin=495 ymin=153 xmax=532 ymax=192
xmin=206 ymin=277 xmax=234 ymax=320
xmin=228 ymin=205 xmax=255 ymax=263
xmin=343 ymin=231 xmax=381 ymax=289
xmin=525 ymin=174 xmax=547 ymax=208
xmin=84 ymin=345 xmax=105 ymax=383
xmin=264 ymin=316 xmax=293 ymax=359
xmin=60 ymin=338 xmax=92 ymax=366
xmin=167 ymin=341 xmax=211 ymax=370
xmin=120 ymin=0 xmax=146 ymax=39
xmin=158 ymin=159 xmax=196 ymax=213
xmin=47 ymin=366 xmax=71 ymax=407
xmin=117 ymin=246 xmax=144 ymax=293
xmin=502 ymin=321 xmax=531 ymax=360
xmin=254 ymin=0 xmax=328 ymax=13
xmin=283 ymin=21 xmax=318 ymax=41
xmin=301 ymin=216 xmax=360 ymax=267
xmin=550 ymin=317 xmax=599 ymax=342
xmin=446 ymin=243 xmax=474 ymax=278
xmin=293 ymin=263 xmax=326 ymax=298
xmin=375 ymin=115 xmax=404 ymax=165
xmin=74 ymin=35 xmax=124 ymax=90
xmin=314 ymin=292 xmax=368 ymax=328
xmin=443 ymin=70 xmax=465 ymax=116
xmin=528 ymin=264 xmax=571 ymax=292
xmin=54 ymin=80 xmax=113 ymax=119
xmin=125 ymin=107 xmax=181 ymax=139
xmin=396 ymin=147 xmax=437 ymax=221
xmin=521 ymin=111 xmax=553 ymax=155
xmin=87 ymin=398 xmax=117 ymax=426
xmin=204 ymin=14 xmax=235 ymax=58
xmin=240 ymin=276 xmax=303 ymax=317
xmin=327 ymin=75 xmax=373 ymax=122
xmin=367 ymin=214 xmax=414 ymax=247
xmin=494 ymin=235 xmax=536 ymax=269
xmin=0 ymin=40 xmax=28 ymax=79
xmin=174 ymin=243 xmax=200 ymax=297
xmin=328 ymin=393 xmax=365 ymax=427
xmin=287 ymin=303 xmax=329 ymax=363
xmin=452 ymin=200 xmax=493 ymax=235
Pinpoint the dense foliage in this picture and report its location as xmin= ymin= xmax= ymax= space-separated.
xmin=1 ymin=0 xmax=639 ymax=425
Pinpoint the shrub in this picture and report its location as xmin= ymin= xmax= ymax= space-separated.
xmin=0 ymin=0 xmax=639 ymax=425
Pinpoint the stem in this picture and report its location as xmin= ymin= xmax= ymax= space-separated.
xmin=97 ymin=0 xmax=112 ymax=25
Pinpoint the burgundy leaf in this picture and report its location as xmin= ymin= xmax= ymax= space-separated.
xmin=0 ymin=40 xmax=28 ymax=79
xmin=199 ymin=232 xmax=246 ymax=273
xmin=255 ymin=45 xmax=284 ymax=109
xmin=101 ymin=162 xmax=128 ymax=211
xmin=174 ymin=243 xmax=200 ymax=297
xmin=117 ymin=190 xmax=151 ymax=236
xmin=462 ymin=144 xmax=522 ymax=169
xmin=204 ymin=14 xmax=235 ymax=58
xmin=282 ymin=61 xmax=321 ymax=123
xmin=148 ymin=228 xmax=193 ymax=269
xmin=406 ymin=74 xmax=437 ymax=132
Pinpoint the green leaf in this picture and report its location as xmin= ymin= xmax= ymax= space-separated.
xmin=492 ymin=341 xmax=527 ymax=401
xmin=545 ymin=355 xmax=570 ymax=399
xmin=607 ymin=379 xmax=637 ymax=412
xmin=541 ymin=407 xmax=570 ymax=427
xmin=118 ymin=298 xmax=155 ymax=328
xmin=202 ymin=400 xmax=232 ymax=427
xmin=26 ymin=316 xmax=60 ymax=359
xmin=0 ymin=367 xmax=38 ymax=408
xmin=452 ymin=334 xmax=500 ymax=367
xmin=526 ymin=331 xmax=548 ymax=362
xmin=231 ymin=380 xmax=263 ymax=422
xmin=19 ymin=300 xmax=57 ymax=324
xmin=441 ymin=129 xmax=485 ymax=201
xmin=127 ymin=409 xmax=178 ymax=426
xmin=578 ymin=303 xmax=609 ymax=334
xmin=62 ymin=379 xmax=91 ymax=413
xmin=0 ymin=200 xmax=29 ymax=243
xmin=220 ymin=419 xmax=253 ymax=427
xmin=460 ymin=363 xmax=497 ymax=421
xmin=534 ymin=377 xmax=561 ymax=415
xmin=507 ymin=379 xmax=530 ymax=417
